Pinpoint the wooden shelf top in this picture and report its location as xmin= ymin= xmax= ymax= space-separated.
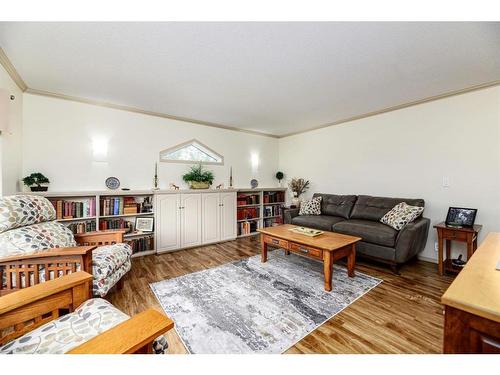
xmin=442 ymin=232 xmax=500 ymax=323
xmin=434 ymin=221 xmax=482 ymax=233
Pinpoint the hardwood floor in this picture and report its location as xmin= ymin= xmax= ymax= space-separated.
xmin=109 ymin=235 xmax=454 ymax=354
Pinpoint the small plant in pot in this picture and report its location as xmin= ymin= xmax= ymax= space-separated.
xmin=23 ymin=173 xmax=50 ymax=192
xmin=182 ymin=164 xmax=214 ymax=189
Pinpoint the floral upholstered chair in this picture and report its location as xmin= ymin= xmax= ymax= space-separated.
xmin=0 ymin=195 xmax=132 ymax=297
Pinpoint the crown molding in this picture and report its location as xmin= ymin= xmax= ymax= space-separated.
xmin=0 ymin=47 xmax=28 ymax=92
xmin=25 ymin=88 xmax=279 ymax=139
xmin=278 ymin=80 xmax=500 ymax=138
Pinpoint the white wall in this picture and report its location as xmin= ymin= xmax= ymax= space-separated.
xmin=22 ymin=94 xmax=279 ymax=192
xmin=0 ymin=64 xmax=23 ymax=195
xmin=279 ymin=86 xmax=500 ymax=262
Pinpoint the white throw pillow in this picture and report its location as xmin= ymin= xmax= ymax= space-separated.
xmin=299 ymin=196 xmax=322 ymax=216
xmin=380 ymin=202 xmax=424 ymax=230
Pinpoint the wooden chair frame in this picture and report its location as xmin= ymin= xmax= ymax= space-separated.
xmin=0 ymin=272 xmax=174 ymax=354
xmin=0 ymin=230 xmax=126 ymax=296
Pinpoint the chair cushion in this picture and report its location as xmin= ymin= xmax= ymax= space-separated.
xmin=0 ymin=195 xmax=56 ymax=233
xmin=313 ymin=193 xmax=358 ymax=219
xmin=350 ymin=195 xmax=424 ymax=221
xmin=291 ymin=215 xmax=345 ymax=231
xmin=93 ymin=259 xmax=131 ymax=297
xmin=333 ymin=219 xmax=398 ymax=247
xmin=92 ymin=243 xmax=132 ymax=281
xmin=0 ymin=221 xmax=76 ymax=259
xmin=0 ymin=298 xmax=168 ymax=354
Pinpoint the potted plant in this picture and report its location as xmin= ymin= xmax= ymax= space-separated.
xmin=23 ymin=173 xmax=50 ymax=192
xmin=182 ymin=164 xmax=215 ymax=189
xmin=288 ymin=177 xmax=310 ymax=207
xmin=275 ymin=171 xmax=284 ymax=186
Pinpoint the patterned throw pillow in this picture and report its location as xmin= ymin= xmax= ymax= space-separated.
xmin=380 ymin=202 xmax=424 ymax=230
xmin=299 ymin=196 xmax=322 ymax=216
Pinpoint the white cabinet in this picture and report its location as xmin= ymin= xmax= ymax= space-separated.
xmin=156 ymin=191 xmax=236 ymax=253
xmin=156 ymin=194 xmax=180 ymax=252
xmin=180 ymin=193 xmax=202 ymax=248
xmin=220 ymin=192 xmax=237 ymax=240
xmin=202 ymin=193 xmax=221 ymax=244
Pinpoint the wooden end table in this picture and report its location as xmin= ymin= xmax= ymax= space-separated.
xmin=434 ymin=222 xmax=482 ymax=276
xmin=257 ymin=224 xmax=361 ymax=292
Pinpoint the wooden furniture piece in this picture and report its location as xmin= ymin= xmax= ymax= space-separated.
xmin=441 ymin=232 xmax=500 ymax=353
xmin=0 ymin=229 xmax=125 ymax=296
xmin=155 ymin=191 xmax=237 ymax=253
xmin=257 ymin=224 xmax=361 ymax=292
xmin=434 ymin=222 xmax=482 ymax=275
xmin=0 ymin=271 xmax=174 ymax=354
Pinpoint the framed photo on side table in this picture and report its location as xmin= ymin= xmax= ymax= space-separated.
xmin=135 ymin=217 xmax=154 ymax=232
xmin=445 ymin=207 xmax=477 ymax=228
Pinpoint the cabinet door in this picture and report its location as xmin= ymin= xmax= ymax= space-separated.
xmin=180 ymin=194 xmax=202 ymax=248
xmin=202 ymin=193 xmax=220 ymax=244
xmin=220 ymin=192 xmax=237 ymax=240
xmin=155 ymin=194 xmax=180 ymax=253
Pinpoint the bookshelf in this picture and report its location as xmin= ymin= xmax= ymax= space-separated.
xmin=32 ymin=190 xmax=155 ymax=258
xmin=236 ymin=188 xmax=286 ymax=238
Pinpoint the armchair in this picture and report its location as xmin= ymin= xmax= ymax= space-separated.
xmin=0 ymin=272 xmax=173 ymax=354
xmin=0 ymin=195 xmax=132 ymax=297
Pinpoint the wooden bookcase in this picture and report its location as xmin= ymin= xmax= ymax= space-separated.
xmin=236 ymin=188 xmax=286 ymax=238
xmin=28 ymin=190 xmax=155 ymax=258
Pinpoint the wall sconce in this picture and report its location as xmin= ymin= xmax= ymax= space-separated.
xmin=251 ymin=152 xmax=260 ymax=173
xmin=92 ymin=138 xmax=108 ymax=162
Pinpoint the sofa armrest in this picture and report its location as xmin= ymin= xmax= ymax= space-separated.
xmin=74 ymin=230 xmax=125 ymax=246
xmin=67 ymin=308 xmax=174 ymax=354
xmin=0 ymin=246 xmax=96 ymax=263
xmin=284 ymin=208 xmax=300 ymax=224
xmin=395 ymin=217 xmax=430 ymax=263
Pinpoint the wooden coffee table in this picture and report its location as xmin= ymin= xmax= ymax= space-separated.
xmin=257 ymin=224 xmax=361 ymax=292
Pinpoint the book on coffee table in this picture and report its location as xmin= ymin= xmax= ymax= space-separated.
xmin=288 ymin=226 xmax=324 ymax=237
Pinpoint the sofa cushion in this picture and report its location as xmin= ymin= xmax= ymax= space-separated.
xmin=0 ymin=195 xmax=56 ymax=233
xmin=92 ymin=243 xmax=132 ymax=281
xmin=350 ymin=195 xmax=424 ymax=221
xmin=313 ymin=193 xmax=357 ymax=219
xmin=291 ymin=215 xmax=345 ymax=231
xmin=0 ymin=298 xmax=168 ymax=354
xmin=0 ymin=221 xmax=77 ymax=259
xmin=380 ymin=202 xmax=424 ymax=230
xmin=332 ymin=219 xmax=398 ymax=247
xmin=299 ymin=196 xmax=322 ymax=216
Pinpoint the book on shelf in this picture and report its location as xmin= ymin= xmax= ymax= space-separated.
xmin=66 ymin=220 xmax=97 ymax=234
xmin=127 ymin=235 xmax=154 ymax=254
xmin=99 ymin=218 xmax=133 ymax=231
xmin=100 ymin=196 xmax=152 ymax=216
xmin=263 ymin=217 xmax=283 ymax=228
xmin=238 ymin=220 xmax=258 ymax=236
xmin=263 ymin=191 xmax=285 ymax=204
xmin=237 ymin=207 xmax=259 ymax=221
xmin=237 ymin=193 xmax=260 ymax=206
xmin=51 ymin=198 xmax=96 ymax=219
xmin=264 ymin=205 xmax=282 ymax=218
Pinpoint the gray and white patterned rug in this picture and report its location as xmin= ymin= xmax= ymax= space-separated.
xmin=150 ymin=250 xmax=381 ymax=354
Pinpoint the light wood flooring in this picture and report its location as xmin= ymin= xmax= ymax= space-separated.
xmin=109 ymin=235 xmax=454 ymax=354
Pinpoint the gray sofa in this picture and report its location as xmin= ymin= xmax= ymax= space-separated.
xmin=284 ymin=193 xmax=430 ymax=271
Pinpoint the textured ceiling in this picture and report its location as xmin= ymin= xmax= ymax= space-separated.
xmin=0 ymin=22 xmax=499 ymax=136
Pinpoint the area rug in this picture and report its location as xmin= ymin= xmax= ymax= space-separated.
xmin=150 ymin=250 xmax=381 ymax=354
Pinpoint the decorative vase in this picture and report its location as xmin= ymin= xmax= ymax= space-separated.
xmin=190 ymin=181 xmax=210 ymax=189
xmin=30 ymin=186 xmax=48 ymax=192
xmin=291 ymin=192 xmax=300 ymax=207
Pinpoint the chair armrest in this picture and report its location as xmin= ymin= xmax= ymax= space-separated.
xmin=0 ymin=246 xmax=96 ymax=263
xmin=284 ymin=208 xmax=300 ymax=224
xmin=74 ymin=230 xmax=125 ymax=246
xmin=67 ymin=309 xmax=174 ymax=354
xmin=395 ymin=217 xmax=430 ymax=263
xmin=0 ymin=271 xmax=93 ymax=315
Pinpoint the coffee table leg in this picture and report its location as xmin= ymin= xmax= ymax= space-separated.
xmin=323 ymin=250 xmax=332 ymax=292
xmin=261 ymin=236 xmax=268 ymax=263
xmin=347 ymin=243 xmax=356 ymax=277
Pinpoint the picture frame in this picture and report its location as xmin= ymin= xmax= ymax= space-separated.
xmin=135 ymin=217 xmax=154 ymax=232
xmin=445 ymin=207 xmax=477 ymax=227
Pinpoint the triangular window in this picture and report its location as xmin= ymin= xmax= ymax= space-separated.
xmin=160 ymin=139 xmax=224 ymax=165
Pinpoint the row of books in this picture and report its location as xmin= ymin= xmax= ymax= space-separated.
xmin=99 ymin=218 xmax=133 ymax=231
xmin=51 ymin=198 xmax=96 ymax=219
xmin=237 ymin=193 xmax=260 ymax=206
xmin=263 ymin=217 xmax=283 ymax=228
xmin=238 ymin=221 xmax=258 ymax=236
xmin=263 ymin=191 xmax=285 ymax=204
xmin=237 ymin=207 xmax=259 ymax=221
xmin=100 ymin=197 xmax=152 ymax=216
xmin=128 ymin=235 xmax=154 ymax=254
xmin=66 ymin=220 xmax=96 ymax=234
xmin=264 ymin=205 xmax=282 ymax=218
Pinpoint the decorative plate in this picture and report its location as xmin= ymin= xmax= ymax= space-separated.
xmin=250 ymin=179 xmax=258 ymax=188
xmin=105 ymin=177 xmax=120 ymax=190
